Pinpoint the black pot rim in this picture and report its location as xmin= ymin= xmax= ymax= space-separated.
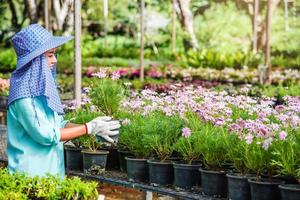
xmin=64 ymin=146 xmax=83 ymax=151
xmin=147 ymin=159 xmax=172 ymax=165
xmin=248 ymin=178 xmax=285 ymax=185
xmin=173 ymin=162 xmax=201 ymax=168
xmin=81 ymin=150 xmax=109 ymax=155
xmin=199 ymin=168 xmax=226 ymax=174
xmin=125 ymin=156 xmax=148 ymax=161
xmin=226 ymin=173 xmax=255 ymax=179
xmin=172 ymin=161 xmax=202 ymax=167
xmin=279 ymin=184 xmax=300 ymax=191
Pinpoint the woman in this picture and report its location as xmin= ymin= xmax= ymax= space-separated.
xmin=6 ymin=24 xmax=120 ymax=178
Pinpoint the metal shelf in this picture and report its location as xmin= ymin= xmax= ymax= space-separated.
xmin=67 ymin=170 xmax=225 ymax=200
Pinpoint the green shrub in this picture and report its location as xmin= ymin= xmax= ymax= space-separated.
xmin=0 ymin=168 xmax=98 ymax=199
xmin=89 ymin=76 xmax=126 ymax=117
xmin=118 ymin=113 xmax=152 ymax=158
xmin=64 ymin=108 xmax=103 ymax=150
xmin=173 ymin=112 xmax=203 ymax=164
xmin=143 ymin=112 xmax=184 ymax=161
xmin=272 ymin=128 xmax=300 ymax=179
xmin=0 ymin=48 xmax=16 ymax=72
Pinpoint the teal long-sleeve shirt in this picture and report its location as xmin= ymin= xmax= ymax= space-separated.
xmin=6 ymin=96 xmax=68 ymax=179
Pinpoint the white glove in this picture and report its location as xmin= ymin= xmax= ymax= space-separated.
xmin=86 ymin=116 xmax=120 ymax=143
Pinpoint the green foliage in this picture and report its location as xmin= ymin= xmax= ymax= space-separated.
xmin=272 ymin=129 xmax=300 ymax=179
xmin=244 ymin=140 xmax=277 ymax=179
xmin=260 ymin=84 xmax=300 ymax=98
xmin=179 ymin=49 xmax=262 ymax=69
xmin=195 ymin=2 xmax=251 ymax=54
xmin=230 ymin=105 xmax=257 ymax=121
xmin=64 ymin=108 xmax=103 ymax=150
xmin=118 ymin=113 xmax=152 ymax=158
xmin=179 ymin=112 xmax=229 ymax=169
xmin=198 ymin=123 xmax=229 ymax=170
xmin=0 ymin=168 xmax=98 ymax=199
xmin=89 ymin=77 xmax=126 ymax=117
xmin=225 ymin=133 xmax=249 ymax=174
xmin=0 ymin=49 xmax=16 ymax=72
xmin=58 ymin=177 xmax=98 ymax=200
xmin=173 ymin=112 xmax=203 ymax=164
xmin=142 ymin=112 xmax=184 ymax=161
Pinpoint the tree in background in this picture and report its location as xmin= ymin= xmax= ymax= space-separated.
xmin=174 ymin=0 xmax=199 ymax=51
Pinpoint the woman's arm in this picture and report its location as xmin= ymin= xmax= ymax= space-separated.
xmin=64 ymin=122 xmax=81 ymax=128
xmin=60 ymin=123 xmax=87 ymax=141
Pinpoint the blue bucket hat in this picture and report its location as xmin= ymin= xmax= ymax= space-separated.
xmin=12 ymin=24 xmax=73 ymax=70
xmin=8 ymin=24 xmax=73 ymax=116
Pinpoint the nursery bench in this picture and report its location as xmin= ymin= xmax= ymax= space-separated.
xmin=67 ymin=170 xmax=225 ymax=200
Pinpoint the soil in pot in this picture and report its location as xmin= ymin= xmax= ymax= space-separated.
xmin=81 ymin=150 xmax=109 ymax=174
xmin=148 ymin=160 xmax=174 ymax=186
xmin=64 ymin=146 xmax=83 ymax=171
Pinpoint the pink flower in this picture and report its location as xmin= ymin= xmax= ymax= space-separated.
xmin=122 ymin=118 xmax=131 ymax=125
xmin=182 ymin=127 xmax=192 ymax=138
xmin=245 ymin=134 xmax=253 ymax=144
xmin=214 ymin=118 xmax=225 ymax=126
xmin=92 ymin=68 xmax=107 ymax=78
xmin=85 ymin=66 xmax=96 ymax=77
xmin=111 ymin=71 xmax=121 ymax=80
xmin=279 ymin=131 xmax=287 ymax=140
xmin=262 ymin=137 xmax=273 ymax=150
xmin=90 ymin=105 xmax=97 ymax=112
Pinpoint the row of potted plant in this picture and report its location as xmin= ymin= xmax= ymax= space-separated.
xmin=0 ymin=168 xmax=98 ymax=199
xmin=62 ymin=68 xmax=299 ymax=199
xmin=64 ymin=70 xmax=127 ymax=174
xmin=116 ymin=85 xmax=300 ymax=200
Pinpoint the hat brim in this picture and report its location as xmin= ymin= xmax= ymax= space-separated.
xmin=16 ymin=35 xmax=73 ymax=70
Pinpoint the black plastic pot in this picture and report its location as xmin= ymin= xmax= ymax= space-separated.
xmin=64 ymin=146 xmax=83 ymax=171
xmin=279 ymin=184 xmax=300 ymax=200
xmin=125 ymin=157 xmax=148 ymax=182
xmin=200 ymin=168 xmax=227 ymax=198
xmin=100 ymin=147 xmax=119 ymax=170
xmin=148 ymin=160 xmax=174 ymax=186
xmin=81 ymin=150 xmax=109 ymax=173
xmin=248 ymin=178 xmax=285 ymax=200
xmin=227 ymin=173 xmax=253 ymax=200
xmin=117 ymin=149 xmax=133 ymax=172
xmin=173 ymin=162 xmax=201 ymax=189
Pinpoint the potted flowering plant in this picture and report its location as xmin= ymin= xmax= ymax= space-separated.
xmin=225 ymin=133 xmax=253 ymax=200
xmin=88 ymin=68 xmax=128 ymax=170
xmin=89 ymin=68 xmax=126 ymax=119
xmin=172 ymin=112 xmax=202 ymax=189
xmin=196 ymin=121 xmax=229 ymax=198
xmin=143 ymin=112 xmax=184 ymax=186
xmin=118 ymin=113 xmax=152 ymax=182
xmin=244 ymin=135 xmax=284 ymax=200
xmin=272 ymin=128 xmax=300 ymax=199
xmin=64 ymin=108 xmax=109 ymax=174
